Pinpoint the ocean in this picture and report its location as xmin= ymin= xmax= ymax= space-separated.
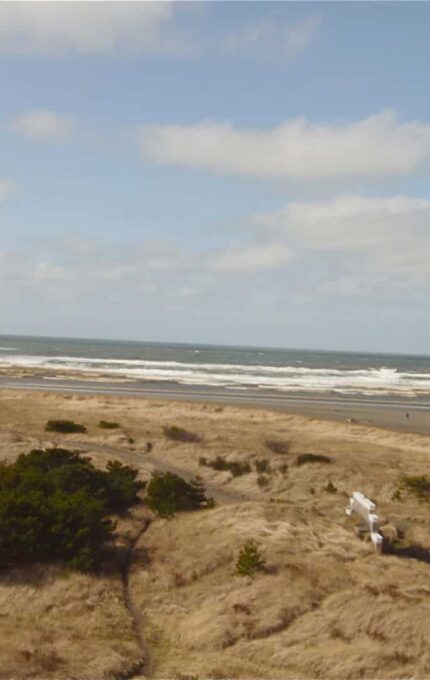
xmin=0 ymin=335 xmax=430 ymax=398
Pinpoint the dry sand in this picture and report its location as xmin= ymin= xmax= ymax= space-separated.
xmin=0 ymin=389 xmax=430 ymax=679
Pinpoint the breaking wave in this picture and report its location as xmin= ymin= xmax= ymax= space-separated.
xmin=1 ymin=353 xmax=430 ymax=396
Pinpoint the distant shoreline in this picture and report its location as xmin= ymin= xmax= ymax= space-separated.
xmin=1 ymin=373 xmax=430 ymax=436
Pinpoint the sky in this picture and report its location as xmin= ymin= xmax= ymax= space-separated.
xmin=1 ymin=1 xmax=430 ymax=354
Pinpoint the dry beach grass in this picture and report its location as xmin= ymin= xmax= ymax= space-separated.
xmin=0 ymin=388 xmax=430 ymax=678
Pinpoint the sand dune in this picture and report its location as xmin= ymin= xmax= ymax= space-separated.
xmin=0 ymin=389 xmax=429 ymax=679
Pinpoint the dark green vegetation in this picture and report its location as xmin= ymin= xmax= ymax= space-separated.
xmin=0 ymin=448 xmax=145 ymax=571
xmin=45 ymin=419 xmax=87 ymax=434
xmin=395 ymin=475 xmax=430 ymax=502
xmin=98 ymin=420 xmax=120 ymax=429
xmin=163 ymin=425 xmax=202 ymax=443
xmin=199 ymin=455 xmax=251 ymax=477
xmin=146 ymin=471 xmax=213 ymax=518
xmin=236 ymin=540 xmax=266 ymax=577
xmin=296 ymin=453 xmax=332 ymax=466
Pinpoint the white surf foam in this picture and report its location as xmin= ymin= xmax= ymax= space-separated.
xmin=2 ymin=353 xmax=430 ymax=396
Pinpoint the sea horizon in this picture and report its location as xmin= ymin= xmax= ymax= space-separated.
xmin=0 ymin=331 xmax=429 ymax=360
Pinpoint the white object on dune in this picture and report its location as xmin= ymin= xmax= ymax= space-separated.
xmin=346 ymin=491 xmax=383 ymax=553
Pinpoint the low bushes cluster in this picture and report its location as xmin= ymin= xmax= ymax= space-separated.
xmin=45 ymin=419 xmax=87 ymax=434
xmin=163 ymin=425 xmax=201 ymax=443
xmin=199 ymin=455 xmax=251 ymax=477
xmin=394 ymin=475 xmax=430 ymax=502
xmin=296 ymin=453 xmax=332 ymax=466
xmin=146 ymin=471 xmax=213 ymax=518
xmin=0 ymin=448 xmax=145 ymax=570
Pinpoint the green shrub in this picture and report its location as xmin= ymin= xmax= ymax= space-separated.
xmin=201 ymin=455 xmax=250 ymax=477
xmin=296 ymin=453 xmax=332 ymax=466
xmin=324 ymin=480 xmax=337 ymax=494
xmin=255 ymin=458 xmax=270 ymax=473
xmin=104 ymin=460 xmax=146 ymax=511
xmin=236 ymin=541 xmax=266 ymax=577
xmin=163 ymin=425 xmax=201 ymax=443
xmin=98 ymin=420 xmax=120 ymax=429
xmin=45 ymin=419 xmax=87 ymax=434
xmin=146 ymin=471 xmax=213 ymax=518
xmin=397 ymin=475 xmax=430 ymax=501
xmin=0 ymin=448 xmax=144 ymax=570
xmin=265 ymin=439 xmax=291 ymax=455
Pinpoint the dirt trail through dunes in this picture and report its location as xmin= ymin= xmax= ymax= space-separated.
xmin=73 ymin=440 xmax=249 ymax=505
xmin=117 ymin=518 xmax=152 ymax=680
xmin=70 ymin=440 xmax=247 ymax=679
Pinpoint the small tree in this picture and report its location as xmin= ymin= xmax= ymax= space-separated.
xmin=146 ymin=471 xmax=212 ymax=518
xmin=236 ymin=540 xmax=266 ymax=577
xmin=104 ymin=460 xmax=146 ymax=511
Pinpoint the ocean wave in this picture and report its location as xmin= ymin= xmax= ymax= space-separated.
xmin=1 ymin=353 xmax=430 ymax=396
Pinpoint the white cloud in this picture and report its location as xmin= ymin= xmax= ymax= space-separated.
xmin=227 ymin=15 xmax=320 ymax=58
xmin=210 ymin=243 xmax=290 ymax=273
xmin=139 ymin=110 xmax=430 ymax=181
xmin=259 ymin=195 xmax=430 ymax=249
xmin=12 ymin=110 xmax=74 ymax=142
xmin=0 ymin=2 xmax=185 ymax=56
xmin=253 ymin=194 xmax=430 ymax=288
xmin=0 ymin=178 xmax=15 ymax=204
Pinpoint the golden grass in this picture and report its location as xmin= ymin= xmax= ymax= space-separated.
xmin=0 ymin=562 xmax=144 ymax=679
xmin=1 ymin=389 xmax=430 ymax=678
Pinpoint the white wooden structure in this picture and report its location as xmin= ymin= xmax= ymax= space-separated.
xmin=346 ymin=492 xmax=383 ymax=553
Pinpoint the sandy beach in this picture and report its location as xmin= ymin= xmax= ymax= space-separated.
xmin=1 ymin=372 xmax=430 ymax=435
xmin=1 ymin=386 xmax=430 ymax=678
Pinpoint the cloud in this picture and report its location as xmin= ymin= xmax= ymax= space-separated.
xmin=252 ymin=194 xmax=430 ymax=289
xmin=0 ymin=2 xmax=187 ymax=56
xmin=210 ymin=243 xmax=290 ymax=272
xmin=138 ymin=110 xmax=430 ymax=181
xmin=2 ymin=193 xmax=429 ymax=332
xmin=12 ymin=110 xmax=74 ymax=142
xmin=227 ymin=15 xmax=320 ymax=58
xmin=0 ymin=178 xmax=15 ymax=204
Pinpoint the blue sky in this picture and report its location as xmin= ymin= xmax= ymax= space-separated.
xmin=1 ymin=1 xmax=430 ymax=353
